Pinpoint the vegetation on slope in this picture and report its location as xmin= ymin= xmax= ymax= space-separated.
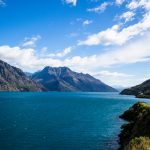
xmin=120 ymin=80 xmax=150 ymax=98
xmin=119 ymin=102 xmax=150 ymax=150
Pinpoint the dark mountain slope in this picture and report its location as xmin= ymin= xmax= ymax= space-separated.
xmin=0 ymin=60 xmax=42 ymax=91
xmin=32 ymin=66 xmax=117 ymax=92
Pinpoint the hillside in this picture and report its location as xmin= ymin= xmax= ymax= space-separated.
xmin=119 ymin=102 xmax=150 ymax=150
xmin=120 ymin=79 xmax=150 ymax=98
xmin=0 ymin=60 xmax=42 ymax=91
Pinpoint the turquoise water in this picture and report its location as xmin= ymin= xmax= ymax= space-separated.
xmin=0 ymin=92 xmax=148 ymax=150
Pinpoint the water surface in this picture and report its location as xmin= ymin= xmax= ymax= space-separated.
xmin=0 ymin=92 xmax=148 ymax=150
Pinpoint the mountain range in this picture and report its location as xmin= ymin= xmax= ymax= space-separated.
xmin=31 ymin=66 xmax=117 ymax=92
xmin=0 ymin=59 xmax=117 ymax=92
xmin=0 ymin=60 xmax=117 ymax=92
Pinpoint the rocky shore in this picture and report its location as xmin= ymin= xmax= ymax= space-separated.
xmin=119 ymin=102 xmax=150 ymax=150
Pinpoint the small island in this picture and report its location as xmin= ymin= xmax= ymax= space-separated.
xmin=119 ymin=102 xmax=150 ymax=150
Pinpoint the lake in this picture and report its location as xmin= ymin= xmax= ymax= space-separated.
xmin=0 ymin=92 xmax=148 ymax=150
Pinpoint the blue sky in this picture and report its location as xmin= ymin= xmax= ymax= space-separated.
xmin=0 ymin=0 xmax=150 ymax=87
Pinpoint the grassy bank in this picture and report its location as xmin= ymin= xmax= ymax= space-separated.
xmin=119 ymin=102 xmax=150 ymax=150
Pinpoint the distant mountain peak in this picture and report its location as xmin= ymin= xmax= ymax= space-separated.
xmin=43 ymin=66 xmax=71 ymax=73
xmin=32 ymin=66 xmax=117 ymax=92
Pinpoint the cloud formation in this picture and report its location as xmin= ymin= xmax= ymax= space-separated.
xmin=120 ymin=11 xmax=135 ymax=22
xmin=22 ymin=35 xmax=41 ymax=47
xmin=127 ymin=0 xmax=150 ymax=10
xmin=95 ymin=71 xmax=134 ymax=78
xmin=78 ymin=11 xmax=150 ymax=46
xmin=115 ymin=0 xmax=125 ymax=5
xmin=82 ymin=20 xmax=93 ymax=26
xmin=1 ymin=32 xmax=150 ymax=73
xmin=47 ymin=47 xmax=73 ymax=58
xmin=94 ymin=70 xmax=135 ymax=87
xmin=87 ymin=2 xmax=111 ymax=13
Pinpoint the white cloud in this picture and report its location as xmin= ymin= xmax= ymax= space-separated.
xmin=48 ymin=47 xmax=73 ymax=58
xmin=95 ymin=35 xmax=150 ymax=67
xmin=64 ymin=0 xmax=77 ymax=6
xmin=87 ymin=2 xmax=111 ymax=13
xmin=127 ymin=1 xmax=139 ymax=10
xmin=1 ymin=32 xmax=150 ymax=73
xmin=0 ymin=45 xmax=62 ymax=71
xmin=100 ymin=76 xmax=141 ymax=88
xmin=80 ymin=0 xmax=150 ymax=46
xmin=115 ymin=0 xmax=125 ymax=5
xmin=82 ymin=20 xmax=93 ymax=26
xmin=95 ymin=71 xmax=134 ymax=78
xmin=22 ymin=35 xmax=41 ymax=47
xmin=78 ymin=25 xmax=121 ymax=46
xmin=72 ymin=33 xmax=150 ymax=73
xmin=120 ymin=11 xmax=135 ymax=22
xmin=78 ymin=11 xmax=150 ymax=46
xmin=87 ymin=0 xmax=125 ymax=13
xmin=127 ymin=0 xmax=150 ymax=11
xmin=93 ymin=70 xmax=135 ymax=87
